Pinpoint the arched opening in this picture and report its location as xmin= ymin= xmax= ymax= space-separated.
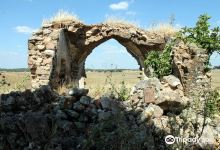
xmin=84 ymin=39 xmax=142 ymax=97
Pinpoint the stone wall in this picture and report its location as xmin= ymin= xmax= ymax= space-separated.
xmin=28 ymin=21 xmax=211 ymax=97
xmin=28 ymin=25 xmax=60 ymax=89
xmin=172 ymin=41 xmax=211 ymax=96
xmin=28 ymin=21 xmax=167 ymax=90
xmin=0 ymin=78 xmax=218 ymax=149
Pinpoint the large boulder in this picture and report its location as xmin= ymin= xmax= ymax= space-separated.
xmin=129 ymin=77 xmax=188 ymax=113
xmin=162 ymin=75 xmax=181 ymax=88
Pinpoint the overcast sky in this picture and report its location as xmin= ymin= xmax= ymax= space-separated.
xmin=0 ymin=0 xmax=220 ymax=69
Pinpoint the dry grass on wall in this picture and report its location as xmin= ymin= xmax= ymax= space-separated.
xmin=104 ymin=16 xmax=140 ymax=28
xmin=146 ymin=23 xmax=179 ymax=37
xmin=42 ymin=10 xmax=82 ymax=25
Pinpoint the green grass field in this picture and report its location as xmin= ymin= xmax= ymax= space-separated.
xmin=0 ymin=70 xmax=219 ymax=95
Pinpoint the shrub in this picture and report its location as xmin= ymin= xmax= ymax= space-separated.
xmin=204 ymin=90 xmax=220 ymax=118
xmin=117 ymin=80 xmax=130 ymax=101
xmin=177 ymin=14 xmax=220 ymax=64
xmin=144 ymin=43 xmax=173 ymax=78
xmin=102 ymin=72 xmax=130 ymax=101
xmin=145 ymin=14 xmax=220 ymax=78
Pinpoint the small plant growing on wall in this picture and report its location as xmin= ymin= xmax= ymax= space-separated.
xmin=144 ymin=43 xmax=173 ymax=78
xmin=204 ymin=90 xmax=220 ymax=118
xmin=145 ymin=14 xmax=220 ymax=78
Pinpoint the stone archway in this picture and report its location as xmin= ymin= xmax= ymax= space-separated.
xmin=28 ymin=21 xmax=167 ymax=90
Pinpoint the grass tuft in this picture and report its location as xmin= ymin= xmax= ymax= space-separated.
xmin=146 ymin=23 xmax=179 ymax=36
xmin=104 ymin=16 xmax=140 ymax=28
xmin=42 ymin=10 xmax=82 ymax=25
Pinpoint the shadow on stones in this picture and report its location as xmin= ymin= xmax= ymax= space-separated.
xmin=0 ymin=84 xmax=217 ymax=150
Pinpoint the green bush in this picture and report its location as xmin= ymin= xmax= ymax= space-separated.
xmin=103 ymin=72 xmax=130 ymax=101
xmin=117 ymin=80 xmax=130 ymax=101
xmin=144 ymin=43 xmax=173 ymax=78
xmin=144 ymin=14 xmax=220 ymax=78
xmin=204 ymin=90 xmax=220 ymax=117
xmin=178 ymin=14 xmax=220 ymax=63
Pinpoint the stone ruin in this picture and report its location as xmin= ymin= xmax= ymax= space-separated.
xmin=28 ymin=20 xmax=211 ymax=96
xmin=0 ymin=19 xmax=219 ymax=150
xmin=28 ymin=21 xmax=167 ymax=90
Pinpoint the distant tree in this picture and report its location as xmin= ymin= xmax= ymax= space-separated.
xmin=213 ymin=66 xmax=220 ymax=69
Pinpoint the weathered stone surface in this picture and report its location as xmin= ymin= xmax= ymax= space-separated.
xmin=152 ymin=116 xmax=169 ymax=132
xmin=68 ymin=26 xmax=74 ymax=31
xmin=43 ymin=49 xmax=55 ymax=56
xmin=100 ymin=96 xmax=122 ymax=114
xmin=37 ymin=44 xmax=46 ymax=50
xmin=134 ymin=78 xmax=162 ymax=91
xmin=43 ymin=37 xmax=52 ymax=43
xmin=130 ymin=78 xmax=188 ymax=113
xmin=42 ymin=23 xmax=53 ymax=28
xmin=79 ymin=96 xmax=91 ymax=105
xmin=59 ymin=96 xmax=77 ymax=109
xmin=172 ymin=41 xmax=210 ymax=96
xmin=149 ymin=104 xmax=163 ymax=118
xmin=35 ymin=68 xmax=49 ymax=75
xmin=163 ymin=75 xmax=181 ymax=88
xmin=41 ymin=58 xmax=52 ymax=65
xmin=98 ymin=111 xmax=112 ymax=121
xmin=46 ymin=42 xmax=56 ymax=49
xmin=155 ymin=90 xmax=187 ymax=111
xmin=144 ymin=87 xmax=155 ymax=104
xmin=29 ymin=36 xmax=43 ymax=41
xmin=2 ymin=96 xmax=15 ymax=106
xmin=73 ymin=101 xmax=85 ymax=111
xmin=197 ymin=125 xmax=216 ymax=149
xmin=64 ymin=109 xmax=80 ymax=118
xmin=69 ymin=88 xmax=89 ymax=98
xmin=43 ymin=29 xmax=52 ymax=35
xmin=100 ymin=96 xmax=111 ymax=109
xmin=140 ymin=106 xmax=154 ymax=121
xmin=139 ymin=104 xmax=163 ymax=122
xmin=130 ymin=94 xmax=140 ymax=106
